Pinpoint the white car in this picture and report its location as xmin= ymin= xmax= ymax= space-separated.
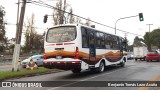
xmin=22 ymin=55 xmax=44 ymax=68
xmin=127 ymin=52 xmax=134 ymax=60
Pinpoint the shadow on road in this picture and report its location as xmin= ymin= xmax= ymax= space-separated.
xmin=56 ymin=66 xmax=123 ymax=80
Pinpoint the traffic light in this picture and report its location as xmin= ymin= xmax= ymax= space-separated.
xmin=139 ymin=13 xmax=144 ymax=21
xmin=43 ymin=15 xmax=48 ymax=23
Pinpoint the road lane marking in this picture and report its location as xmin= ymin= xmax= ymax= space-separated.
xmin=138 ymin=75 xmax=160 ymax=90
xmin=47 ymin=67 xmax=128 ymax=90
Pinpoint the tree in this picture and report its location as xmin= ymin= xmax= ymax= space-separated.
xmin=128 ymin=45 xmax=133 ymax=52
xmin=84 ymin=17 xmax=91 ymax=26
xmin=150 ymin=29 xmax=160 ymax=48
xmin=66 ymin=8 xmax=75 ymax=24
xmin=53 ymin=0 xmax=83 ymax=25
xmin=0 ymin=5 xmax=6 ymax=52
xmin=23 ymin=14 xmax=36 ymax=53
xmin=75 ymin=16 xmax=82 ymax=24
xmin=53 ymin=0 xmax=67 ymax=25
xmin=133 ymin=36 xmax=143 ymax=46
xmin=9 ymin=44 xmax=15 ymax=53
xmin=23 ymin=14 xmax=44 ymax=53
xmin=142 ymin=32 xmax=152 ymax=51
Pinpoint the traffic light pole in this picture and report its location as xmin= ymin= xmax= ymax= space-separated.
xmin=115 ymin=15 xmax=138 ymax=35
xmin=12 ymin=0 xmax=26 ymax=72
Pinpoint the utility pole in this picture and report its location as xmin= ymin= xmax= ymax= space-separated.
xmin=124 ymin=33 xmax=128 ymax=51
xmin=12 ymin=0 xmax=26 ymax=72
xmin=146 ymin=24 xmax=153 ymax=32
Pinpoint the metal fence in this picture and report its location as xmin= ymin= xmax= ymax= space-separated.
xmin=0 ymin=57 xmax=27 ymax=63
xmin=0 ymin=58 xmax=12 ymax=63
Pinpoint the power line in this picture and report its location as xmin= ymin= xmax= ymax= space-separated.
xmin=28 ymin=0 xmax=143 ymax=36
xmin=5 ymin=22 xmax=46 ymax=30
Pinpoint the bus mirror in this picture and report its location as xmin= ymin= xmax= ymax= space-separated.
xmin=122 ymin=40 xmax=127 ymax=45
xmin=91 ymin=25 xmax=95 ymax=28
xmin=43 ymin=15 xmax=48 ymax=23
xmin=122 ymin=40 xmax=127 ymax=51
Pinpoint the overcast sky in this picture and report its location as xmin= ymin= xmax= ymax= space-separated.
xmin=1 ymin=0 xmax=160 ymax=45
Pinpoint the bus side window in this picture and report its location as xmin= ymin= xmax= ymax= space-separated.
xmin=101 ymin=32 xmax=105 ymax=49
xmin=96 ymin=32 xmax=101 ymax=48
xmin=119 ymin=38 xmax=123 ymax=49
xmin=81 ymin=27 xmax=89 ymax=48
xmin=116 ymin=37 xmax=120 ymax=49
xmin=105 ymin=34 xmax=111 ymax=49
xmin=109 ymin=35 xmax=114 ymax=49
xmin=88 ymin=30 xmax=95 ymax=45
xmin=112 ymin=36 xmax=118 ymax=49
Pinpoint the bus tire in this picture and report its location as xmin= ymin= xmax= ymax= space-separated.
xmin=97 ymin=61 xmax=105 ymax=73
xmin=135 ymin=58 xmax=137 ymax=61
xmin=143 ymin=57 xmax=146 ymax=61
xmin=71 ymin=68 xmax=81 ymax=73
xmin=120 ymin=61 xmax=125 ymax=67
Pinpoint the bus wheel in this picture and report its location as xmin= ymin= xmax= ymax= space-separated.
xmin=143 ymin=57 xmax=146 ymax=61
xmin=135 ymin=58 xmax=137 ymax=61
xmin=71 ymin=68 xmax=81 ymax=73
xmin=120 ymin=61 xmax=125 ymax=67
xmin=97 ymin=61 xmax=105 ymax=73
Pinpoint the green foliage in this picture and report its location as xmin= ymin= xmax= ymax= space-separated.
xmin=128 ymin=45 xmax=133 ymax=51
xmin=0 ymin=67 xmax=55 ymax=81
xmin=139 ymin=29 xmax=160 ymax=51
xmin=133 ymin=36 xmax=144 ymax=46
xmin=0 ymin=5 xmax=6 ymax=52
xmin=150 ymin=29 xmax=160 ymax=48
xmin=0 ymin=45 xmax=4 ymax=52
xmin=143 ymin=32 xmax=152 ymax=51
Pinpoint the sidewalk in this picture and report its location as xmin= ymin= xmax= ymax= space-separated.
xmin=0 ymin=63 xmax=12 ymax=71
xmin=0 ymin=62 xmax=12 ymax=66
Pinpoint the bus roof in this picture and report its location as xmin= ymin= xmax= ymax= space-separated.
xmin=48 ymin=24 xmax=124 ymax=39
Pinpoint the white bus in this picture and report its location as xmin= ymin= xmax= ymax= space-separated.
xmin=43 ymin=24 xmax=127 ymax=73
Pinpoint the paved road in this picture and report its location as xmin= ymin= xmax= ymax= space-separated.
xmin=1 ymin=60 xmax=160 ymax=90
xmin=0 ymin=64 xmax=12 ymax=71
xmin=0 ymin=62 xmax=12 ymax=71
xmin=0 ymin=56 xmax=28 ymax=71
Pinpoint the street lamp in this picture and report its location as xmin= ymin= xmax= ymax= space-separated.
xmin=115 ymin=13 xmax=144 ymax=35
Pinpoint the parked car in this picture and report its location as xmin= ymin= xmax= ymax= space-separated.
xmin=22 ymin=55 xmax=44 ymax=68
xmin=127 ymin=52 xmax=134 ymax=60
xmin=146 ymin=51 xmax=160 ymax=62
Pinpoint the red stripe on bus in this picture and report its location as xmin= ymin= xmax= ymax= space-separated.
xmin=56 ymin=43 xmax=63 ymax=45
xmin=46 ymin=44 xmax=55 ymax=46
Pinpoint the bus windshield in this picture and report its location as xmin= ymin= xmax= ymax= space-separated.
xmin=46 ymin=26 xmax=76 ymax=43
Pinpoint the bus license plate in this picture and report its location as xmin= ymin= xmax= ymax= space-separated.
xmin=56 ymin=56 xmax=62 ymax=59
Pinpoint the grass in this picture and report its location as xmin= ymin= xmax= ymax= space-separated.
xmin=0 ymin=67 xmax=57 ymax=81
